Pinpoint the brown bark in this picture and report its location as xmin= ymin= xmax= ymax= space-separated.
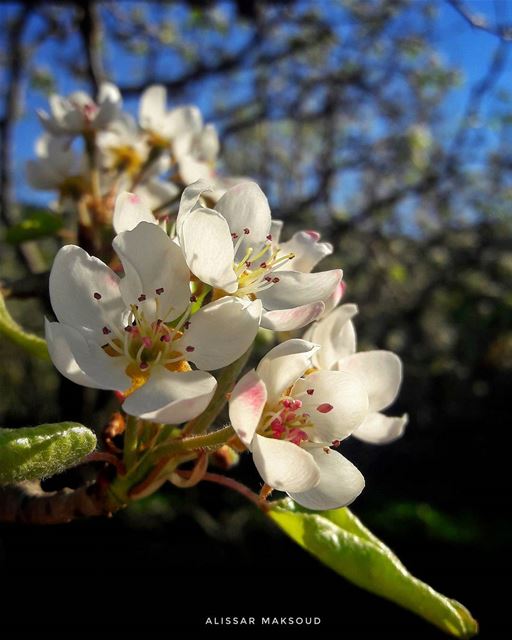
xmin=0 ymin=480 xmax=122 ymax=525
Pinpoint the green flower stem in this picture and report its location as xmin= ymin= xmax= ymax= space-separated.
xmin=155 ymin=423 xmax=179 ymax=445
xmin=111 ymin=424 xmax=235 ymax=503
xmin=123 ymin=415 xmax=140 ymax=470
xmin=150 ymin=425 xmax=235 ymax=461
xmin=83 ymin=131 xmax=101 ymax=201
xmin=0 ymin=290 xmax=50 ymax=361
xmin=182 ymin=346 xmax=253 ymax=436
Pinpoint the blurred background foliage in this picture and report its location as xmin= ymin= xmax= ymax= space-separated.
xmin=0 ymin=0 xmax=510 ymax=634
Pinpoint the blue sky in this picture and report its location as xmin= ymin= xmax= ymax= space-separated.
xmin=6 ymin=0 xmax=512 ymax=206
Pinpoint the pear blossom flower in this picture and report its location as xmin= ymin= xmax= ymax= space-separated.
xmin=138 ymin=85 xmax=238 ymax=190
xmin=97 ymin=113 xmax=149 ymax=177
xmin=304 ymin=304 xmax=408 ymax=444
xmin=26 ymin=135 xmax=88 ymax=200
xmin=228 ymin=340 xmax=368 ymax=510
xmin=175 ymin=181 xmax=343 ymax=331
xmin=139 ymin=84 xmax=203 ymax=151
xmin=173 ymin=121 xmax=220 ymax=184
xmin=269 ymin=220 xmax=346 ymax=317
xmin=38 ymin=83 xmax=122 ymax=136
xmin=45 ymin=217 xmax=261 ymax=424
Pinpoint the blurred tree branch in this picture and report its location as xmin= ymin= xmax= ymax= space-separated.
xmin=448 ymin=0 xmax=512 ymax=42
xmin=0 ymin=6 xmax=45 ymax=273
xmin=76 ymin=1 xmax=105 ymax=92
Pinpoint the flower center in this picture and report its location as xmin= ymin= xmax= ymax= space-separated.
xmin=147 ymin=130 xmax=170 ymax=149
xmin=260 ymin=397 xmax=312 ymax=446
xmin=96 ymin=287 xmax=193 ymax=394
xmin=69 ymin=98 xmax=99 ymax=124
xmin=259 ymin=386 xmax=335 ymax=447
xmin=231 ymin=233 xmax=294 ymax=299
xmin=108 ymin=145 xmax=144 ymax=175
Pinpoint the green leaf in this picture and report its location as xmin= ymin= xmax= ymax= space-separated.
xmin=269 ymin=499 xmax=478 ymax=638
xmin=0 ymin=290 xmax=50 ymax=360
xmin=0 ymin=422 xmax=96 ymax=484
xmin=5 ymin=210 xmax=63 ymax=244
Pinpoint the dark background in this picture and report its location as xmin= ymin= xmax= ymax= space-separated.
xmin=1 ymin=1 xmax=511 ymax=636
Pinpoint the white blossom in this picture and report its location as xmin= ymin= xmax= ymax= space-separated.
xmin=38 ymin=83 xmax=122 ymax=135
xmin=229 ymin=340 xmax=368 ymax=510
xmin=46 ymin=209 xmax=261 ymax=424
xmin=26 ymin=135 xmax=87 ymax=199
xmin=174 ymin=181 xmax=343 ymax=331
xmin=97 ymin=113 xmax=149 ymax=176
xmin=304 ymin=304 xmax=408 ymax=444
xmin=139 ymin=84 xmax=203 ymax=150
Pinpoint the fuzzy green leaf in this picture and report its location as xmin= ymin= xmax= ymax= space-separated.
xmin=269 ymin=498 xmax=478 ymax=638
xmin=0 ymin=422 xmax=96 ymax=484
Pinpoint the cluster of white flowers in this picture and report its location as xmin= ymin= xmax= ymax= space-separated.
xmin=40 ymin=84 xmax=407 ymax=511
xmin=28 ymin=82 xmax=241 ymax=212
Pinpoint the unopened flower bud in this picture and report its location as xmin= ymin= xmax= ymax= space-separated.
xmin=211 ymin=445 xmax=240 ymax=470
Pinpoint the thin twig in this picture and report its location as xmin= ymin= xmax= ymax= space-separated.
xmin=179 ymin=470 xmax=268 ymax=511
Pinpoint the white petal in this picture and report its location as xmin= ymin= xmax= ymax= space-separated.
xmin=37 ymin=134 xmax=76 ymax=175
xmin=139 ymin=85 xmax=166 ymax=131
xmin=45 ymin=319 xmax=97 ymax=387
xmin=106 ymin=111 xmax=138 ymax=139
xmin=337 ymin=351 xmax=402 ymax=412
xmin=306 ymin=303 xmax=358 ymax=370
xmin=293 ymin=370 xmax=369 ymax=442
xmin=45 ymin=319 xmax=130 ymax=390
xmin=48 ymin=94 xmax=71 ymax=123
xmin=144 ymin=152 xmax=171 ymax=178
xmin=134 ymin=180 xmax=179 ymax=213
xmin=61 ymin=106 xmax=86 ymax=133
xmin=178 ymin=156 xmax=213 ymax=185
xmin=229 ymin=369 xmax=267 ymax=447
xmin=215 ymin=182 xmax=271 ymax=249
xmin=113 ymin=192 xmax=157 ymax=234
xmin=353 ymin=412 xmax=408 ymax=445
xmin=269 ymin=219 xmax=284 ymax=244
xmin=37 ymin=107 xmax=67 ymax=135
xmin=260 ymin=301 xmax=325 ymax=331
xmin=256 ymin=339 xmax=319 ymax=405
xmin=252 ymin=434 xmax=320 ymax=493
xmin=49 ymin=245 xmax=124 ymax=340
xmin=179 ymin=206 xmax=237 ymax=292
xmin=164 ymin=105 xmax=202 ymax=139
xmin=94 ymin=83 xmax=122 ymax=127
xmin=123 ymin=369 xmax=217 ymax=424
xmin=173 ymin=131 xmax=194 ymax=160
xmin=206 ymin=176 xmax=252 ymax=204
xmin=198 ymin=124 xmax=220 ymax=161
xmin=176 ymin=179 xmax=214 ymax=232
xmin=97 ymin=82 xmax=122 ymax=107
xmin=288 ymin=448 xmax=364 ymax=510
xmin=320 ymin=281 xmax=346 ymax=317
xmin=113 ymin=222 xmax=190 ymax=322
xmin=180 ymin=297 xmax=261 ymax=371
xmin=258 ymin=269 xmax=342 ymax=311
xmin=280 ymin=230 xmax=333 ymax=273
